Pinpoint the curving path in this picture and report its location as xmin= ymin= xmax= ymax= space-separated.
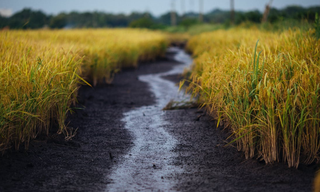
xmin=107 ymin=48 xmax=193 ymax=191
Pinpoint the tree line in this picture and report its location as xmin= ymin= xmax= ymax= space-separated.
xmin=0 ymin=5 xmax=319 ymax=29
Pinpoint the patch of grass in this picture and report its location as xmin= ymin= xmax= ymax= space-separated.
xmin=314 ymin=13 xmax=320 ymax=39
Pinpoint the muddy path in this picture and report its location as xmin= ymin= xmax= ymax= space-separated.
xmin=107 ymin=48 xmax=192 ymax=191
xmin=0 ymin=48 xmax=317 ymax=192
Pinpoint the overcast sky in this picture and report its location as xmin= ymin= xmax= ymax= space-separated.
xmin=0 ymin=0 xmax=320 ymax=17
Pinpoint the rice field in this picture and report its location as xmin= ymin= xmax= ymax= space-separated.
xmin=185 ymin=27 xmax=320 ymax=168
xmin=0 ymin=29 xmax=168 ymax=151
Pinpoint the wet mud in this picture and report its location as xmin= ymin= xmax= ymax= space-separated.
xmin=0 ymin=48 xmax=317 ymax=192
xmin=107 ymin=48 xmax=192 ymax=191
xmin=164 ymin=109 xmax=317 ymax=191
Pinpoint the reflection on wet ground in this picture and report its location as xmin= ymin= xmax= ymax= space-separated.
xmin=106 ymin=48 xmax=192 ymax=191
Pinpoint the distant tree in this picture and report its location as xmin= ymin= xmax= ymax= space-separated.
xmin=158 ymin=11 xmax=186 ymax=26
xmin=50 ymin=13 xmax=67 ymax=28
xmin=268 ymin=8 xmax=284 ymax=23
xmin=293 ymin=6 xmax=320 ymax=22
xmin=307 ymin=7 xmax=320 ymax=22
xmin=3 ymin=6 xmax=320 ymax=30
xmin=315 ymin=13 xmax=320 ymax=39
xmin=0 ymin=16 xmax=8 ymax=28
xmin=267 ymin=6 xmax=320 ymax=23
xmin=65 ymin=11 xmax=80 ymax=27
xmin=179 ymin=18 xmax=199 ymax=28
xmin=8 ymin=8 xmax=49 ymax=29
xmin=105 ymin=14 xmax=129 ymax=27
xmin=204 ymin=9 xmax=230 ymax=23
xmin=128 ymin=12 xmax=153 ymax=23
xmin=236 ymin=10 xmax=262 ymax=24
xmin=283 ymin=5 xmax=305 ymax=18
xmin=159 ymin=12 xmax=173 ymax=26
xmin=129 ymin=18 xmax=154 ymax=28
xmin=129 ymin=17 xmax=165 ymax=29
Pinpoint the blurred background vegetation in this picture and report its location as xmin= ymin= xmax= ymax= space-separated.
xmin=0 ymin=5 xmax=319 ymax=32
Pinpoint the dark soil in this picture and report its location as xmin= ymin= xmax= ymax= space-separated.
xmin=164 ymin=108 xmax=318 ymax=191
xmin=0 ymin=50 xmax=317 ymax=192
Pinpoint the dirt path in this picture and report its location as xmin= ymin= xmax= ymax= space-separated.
xmin=0 ymin=48 xmax=317 ymax=192
xmin=107 ymin=48 xmax=192 ymax=191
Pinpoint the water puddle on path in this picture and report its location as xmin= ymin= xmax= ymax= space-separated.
xmin=106 ymin=48 xmax=193 ymax=191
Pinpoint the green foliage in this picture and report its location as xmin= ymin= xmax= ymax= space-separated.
xmin=315 ymin=13 xmax=320 ymax=39
xmin=6 ymin=8 xmax=50 ymax=29
xmin=0 ymin=16 xmax=8 ymax=28
xmin=188 ymin=24 xmax=227 ymax=35
xmin=1 ymin=5 xmax=319 ymax=30
xmin=164 ymin=23 xmax=227 ymax=35
xmin=163 ymin=26 xmax=187 ymax=33
xmin=236 ymin=10 xmax=262 ymax=24
xmin=268 ymin=6 xmax=320 ymax=23
xmin=158 ymin=12 xmax=175 ymax=26
xmin=259 ymin=19 xmax=312 ymax=32
xmin=129 ymin=17 xmax=165 ymax=29
xmin=205 ymin=9 xmax=229 ymax=23
xmin=49 ymin=13 xmax=67 ymax=29
xmin=179 ymin=18 xmax=199 ymax=28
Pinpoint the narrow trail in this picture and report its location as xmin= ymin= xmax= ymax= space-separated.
xmin=107 ymin=48 xmax=193 ymax=191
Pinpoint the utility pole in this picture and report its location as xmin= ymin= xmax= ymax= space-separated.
xmin=261 ymin=0 xmax=273 ymax=23
xmin=189 ymin=0 xmax=194 ymax=12
xmin=181 ymin=0 xmax=185 ymax=18
xmin=171 ymin=0 xmax=176 ymax=26
xmin=145 ymin=7 xmax=150 ymax=18
xmin=230 ymin=0 xmax=235 ymax=24
xmin=199 ymin=0 xmax=203 ymax=22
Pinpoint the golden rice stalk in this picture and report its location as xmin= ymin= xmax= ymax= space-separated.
xmin=186 ymin=27 xmax=320 ymax=167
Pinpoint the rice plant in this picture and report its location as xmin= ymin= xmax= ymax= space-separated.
xmin=186 ymin=27 xmax=320 ymax=168
xmin=0 ymin=28 xmax=168 ymax=151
